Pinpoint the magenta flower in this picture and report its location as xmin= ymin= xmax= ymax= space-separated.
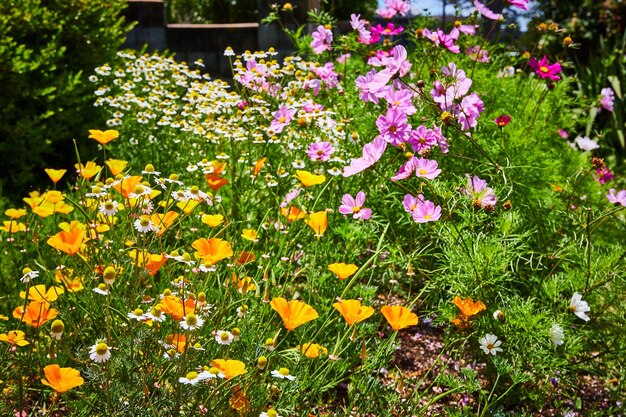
xmin=311 ymin=25 xmax=333 ymax=54
xmin=465 ymin=175 xmax=497 ymax=210
xmin=422 ymin=28 xmax=460 ymax=54
xmin=458 ymin=93 xmax=485 ymax=130
xmin=409 ymin=125 xmax=438 ymax=155
xmin=371 ymin=23 xmax=404 ymax=37
xmin=343 ymin=137 xmax=387 ymax=177
xmin=412 ymin=200 xmax=442 ymax=223
xmin=355 ymin=69 xmax=382 ymax=104
xmin=392 ymin=157 xmax=441 ymax=181
xmin=338 ymin=191 xmax=372 ymax=220
xmin=494 ymin=114 xmax=511 ymax=127
xmin=376 ymin=107 xmax=411 ymax=146
xmin=507 ymin=0 xmax=529 ymax=10
xmin=528 ymin=56 xmax=562 ymax=81
xmin=600 ymin=87 xmax=615 ymax=112
xmin=386 ymin=0 xmax=410 ymax=16
xmin=606 ymin=189 xmax=626 ymax=207
xmin=368 ymin=45 xmax=412 ymax=92
xmin=270 ymin=106 xmax=296 ymax=133
xmin=595 ymin=167 xmax=614 ymax=185
xmin=474 ymin=0 xmax=503 ymax=20
xmin=307 ymin=142 xmax=335 ymax=162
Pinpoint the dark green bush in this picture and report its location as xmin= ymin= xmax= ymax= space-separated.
xmin=0 ymin=0 xmax=132 ymax=200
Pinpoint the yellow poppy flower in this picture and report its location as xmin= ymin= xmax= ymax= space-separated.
xmin=328 ymin=262 xmax=358 ymax=280
xmin=88 ymin=129 xmax=119 ymax=145
xmin=305 ymin=211 xmax=328 ymax=238
xmin=295 ymin=170 xmax=325 ymax=187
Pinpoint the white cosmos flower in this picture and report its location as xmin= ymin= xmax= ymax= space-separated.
xmin=569 ymin=292 xmax=590 ymax=322
xmin=479 ymin=333 xmax=503 ymax=355
xmin=549 ymin=324 xmax=565 ymax=346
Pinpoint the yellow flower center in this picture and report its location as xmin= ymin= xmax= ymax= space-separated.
xmin=134 ymin=308 xmax=144 ymax=316
xmin=185 ymin=371 xmax=198 ymax=380
xmin=185 ymin=314 xmax=198 ymax=326
xmin=95 ymin=342 xmax=109 ymax=355
xmin=220 ymin=332 xmax=230 ymax=341
xmin=133 ymin=184 xmax=145 ymax=194
xmin=351 ymin=206 xmax=361 ymax=213
xmin=278 ymin=367 xmax=290 ymax=376
xmin=539 ymin=66 xmax=549 ymax=73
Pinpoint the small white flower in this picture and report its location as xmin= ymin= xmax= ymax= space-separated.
xmin=180 ymin=313 xmax=204 ymax=330
xmin=292 ymin=159 xmax=306 ymax=169
xmin=479 ymin=333 xmax=503 ymax=355
xmin=146 ymin=307 xmax=166 ymax=322
xmin=127 ymin=308 xmax=146 ymax=321
xmin=575 ymin=136 xmax=599 ymax=151
xmin=224 ymin=47 xmax=235 ymax=57
xmin=549 ymin=324 xmax=565 ymax=346
xmin=569 ymin=292 xmax=590 ymax=322
xmin=214 ymin=330 xmax=234 ymax=345
xmin=20 ymin=268 xmax=39 ymax=283
xmin=178 ymin=371 xmax=205 ymax=385
xmin=134 ymin=217 xmax=159 ymax=234
xmin=99 ymin=200 xmax=119 ymax=216
xmin=89 ymin=341 xmax=112 ymax=363
xmin=92 ymin=283 xmax=110 ymax=295
xmin=271 ymin=367 xmax=296 ymax=380
xmin=260 ymin=409 xmax=282 ymax=417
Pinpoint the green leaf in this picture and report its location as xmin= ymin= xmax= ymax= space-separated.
xmin=607 ymin=75 xmax=622 ymax=99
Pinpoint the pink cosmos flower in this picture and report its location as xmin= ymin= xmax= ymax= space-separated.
xmin=558 ymin=129 xmax=568 ymax=139
xmin=270 ymin=106 xmax=296 ymax=133
xmin=507 ymin=0 xmax=529 ymax=10
xmin=386 ymin=0 xmax=410 ymax=16
xmin=350 ymin=14 xmax=373 ymax=44
xmin=422 ymin=28 xmax=460 ymax=54
xmin=338 ymin=191 xmax=372 ymax=220
xmin=402 ymin=194 xmax=423 ymax=213
xmin=600 ymin=87 xmax=615 ymax=112
xmin=466 ymin=45 xmax=489 ymax=62
xmin=307 ymin=142 xmax=335 ymax=162
xmin=409 ymin=125 xmax=438 ymax=155
xmin=458 ymin=93 xmax=485 ymax=130
xmin=528 ymin=56 xmax=562 ymax=81
xmin=494 ymin=114 xmax=511 ymax=127
xmin=376 ymin=107 xmax=411 ymax=146
xmin=412 ymin=200 xmax=442 ymax=223
xmin=311 ymin=25 xmax=333 ymax=54
xmin=384 ymin=87 xmax=416 ymax=115
xmin=377 ymin=7 xmax=397 ymax=19
xmin=465 ymin=175 xmax=497 ymax=210
xmin=343 ymin=137 xmax=387 ymax=177
xmin=280 ymin=188 xmax=302 ymax=208
xmin=474 ymin=0 xmax=503 ymax=20
xmin=454 ymin=21 xmax=477 ymax=35
xmin=355 ymin=69 xmax=382 ymax=104
xmin=368 ymin=45 xmax=412 ymax=92
xmin=371 ymin=23 xmax=404 ymax=37
xmin=606 ymin=189 xmax=626 ymax=206
xmin=392 ymin=157 xmax=441 ymax=181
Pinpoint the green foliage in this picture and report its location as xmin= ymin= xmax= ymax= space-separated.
xmin=166 ymin=0 xmax=258 ymax=23
xmin=0 ymin=0 xmax=132 ymax=200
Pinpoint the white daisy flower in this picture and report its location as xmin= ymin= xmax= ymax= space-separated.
xmin=178 ymin=371 xmax=204 ymax=385
xmin=93 ymin=283 xmax=110 ymax=295
xmin=20 ymin=267 xmax=39 ymax=283
xmin=89 ymin=341 xmax=112 ymax=363
xmin=180 ymin=313 xmax=204 ymax=330
xmin=569 ymin=292 xmax=590 ymax=322
xmin=214 ymin=330 xmax=234 ymax=345
xmin=99 ymin=201 xmax=119 ymax=217
xmin=146 ymin=306 xmax=166 ymax=322
xmin=134 ymin=217 xmax=159 ymax=233
xmin=271 ymin=367 xmax=296 ymax=380
xmin=127 ymin=308 xmax=146 ymax=321
xmin=479 ymin=333 xmax=503 ymax=355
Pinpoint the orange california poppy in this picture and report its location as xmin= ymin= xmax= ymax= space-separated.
xmin=13 ymin=300 xmax=58 ymax=328
xmin=166 ymin=333 xmax=188 ymax=353
xmin=270 ymin=297 xmax=319 ymax=331
xmin=280 ymin=206 xmax=306 ymax=222
xmin=192 ymin=237 xmax=233 ymax=265
xmin=105 ymin=159 xmax=128 ymax=177
xmin=210 ymin=359 xmax=247 ymax=380
xmin=112 ymin=176 xmax=143 ymax=199
xmin=47 ymin=228 xmax=88 ymax=255
xmin=235 ymin=251 xmax=255 ymax=266
xmin=298 ymin=342 xmax=328 ymax=358
xmin=20 ymin=284 xmax=64 ymax=303
xmin=205 ymin=173 xmax=229 ymax=191
xmin=41 ymin=364 xmax=84 ymax=393
xmin=333 ymin=299 xmax=375 ymax=326
xmin=151 ymin=211 xmax=179 ymax=236
xmin=0 ymin=330 xmax=29 ymax=346
xmin=253 ymin=157 xmax=267 ymax=176
xmin=44 ymin=169 xmax=67 ymax=184
xmin=305 ymin=211 xmax=328 ymax=238
xmin=295 ymin=170 xmax=325 ymax=187
xmin=75 ymin=161 xmax=102 ymax=180
xmin=88 ymin=129 xmax=119 ymax=145
xmin=380 ymin=305 xmax=418 ymax=331
xmin=158 ymin=295 xmax=188 ymax=321
xmin=452 ymin=296 xmax=486 ymax=317
xmin=5 ymin=208 xmax=27 ymax=219
xmin=328 ymin=263 xmax=358 ymax=280
xmin=2 ymin=221 xmax=26 ymax=233
xmin=229 ymin=385 xmax=250 ymax=413
xmin=128 ymin=250 xmax=168 ymax=276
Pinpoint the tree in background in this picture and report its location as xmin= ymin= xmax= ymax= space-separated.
xmin=0 ymin=0 xmax=132 ymax=200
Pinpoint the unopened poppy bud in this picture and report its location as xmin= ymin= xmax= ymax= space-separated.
xmin=257 ymin=356 xmax=268 ymax=369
